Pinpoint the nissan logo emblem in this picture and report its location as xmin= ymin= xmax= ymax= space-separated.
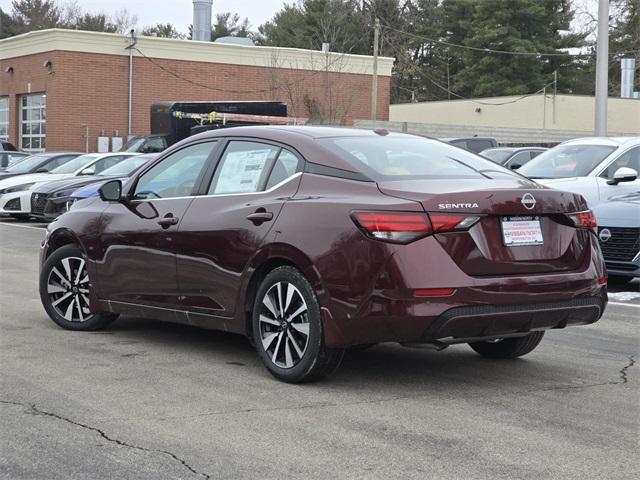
xmin=521 ymin=193 xmax=536 ymax=210
xmin=599 ymin=228 xmax=611 ymax=243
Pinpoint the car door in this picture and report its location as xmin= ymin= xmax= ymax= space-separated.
xmin=95 ymin=141 xmax=219 ymax=311
xmin=596 ymin=146 xmax=640 ymax=202
xmin=175 ymin=140 xmax=303 ymax=325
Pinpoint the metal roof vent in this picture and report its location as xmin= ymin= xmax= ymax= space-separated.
xmin=213 ymin=36 xmax=255 ymax=46
xmin=192 ymin=0 xmax=213 ymax=41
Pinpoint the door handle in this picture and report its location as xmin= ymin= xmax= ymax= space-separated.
xmin=246 ymin=210 xmax=273 ymax=224
xmin=157 ymin=215 xmax=179 ymax=228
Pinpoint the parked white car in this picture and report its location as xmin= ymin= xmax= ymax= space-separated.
xmin=0 ymin=152 xmax=139 ymax=219
xmin=517 ymin=137 xmax=640 ymax=207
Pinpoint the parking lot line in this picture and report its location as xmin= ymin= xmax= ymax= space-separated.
xmin=609 ymin=301 xmax=640 ymax=309
xmin=0 ymin=222 xmax=46 ymax=230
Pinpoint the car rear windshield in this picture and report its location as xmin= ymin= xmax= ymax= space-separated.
xmin=318 ymin=136 xmax=518 ymax=181
xmin=5 ymin=154 xmax=46 ymax=173
xmin=50 ymin=155 xmax=98 ymax=174
xmin=518 ymin=144 xmax=617 ymax=178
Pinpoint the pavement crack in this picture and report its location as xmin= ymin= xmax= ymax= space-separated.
xmin=0 ymin=399 xmax=211 ymax=480
xmin=619 ymin=355 xmax=635 ymax=384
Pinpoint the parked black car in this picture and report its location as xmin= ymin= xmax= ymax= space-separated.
xmin=0 ymin=152 xmax=82 ymax=180
xmin=0 ymin=140 xmax=18 ymax=151
xmin=480 ymin=147 xmax=547 ymax=169
xmin=30 ymin=153 xmax=156 ymax=221
xmin=593 ymin=192 xmax=640 ymax=284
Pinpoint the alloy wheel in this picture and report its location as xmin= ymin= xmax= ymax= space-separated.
xmin=258 ymin=281 xmax=310 ymax=369
xmin=46 ymin=256 xmax=92 ymax=323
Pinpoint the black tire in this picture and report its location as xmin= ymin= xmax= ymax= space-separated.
xmin=10 ymin=213 xmax=29 ymax=220
xmin=39 ymin=244 xmax=118 ymax=331
xmin=469 ymin=331 xmax=545 ymax=359
xmin=252 ymin=266 xmax=344 ymax=383
xmin=608 ymin=275 xmax=633 ymax=286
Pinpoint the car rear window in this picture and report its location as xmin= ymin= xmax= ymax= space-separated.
xmin=318 ymin=136 xmax=518 ymax=181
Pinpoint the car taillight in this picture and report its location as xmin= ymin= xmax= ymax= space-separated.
xmin=351 ymin=211 xmax=480 ymax=244
xmin=569 ymin=210 xmax=597 ymax=230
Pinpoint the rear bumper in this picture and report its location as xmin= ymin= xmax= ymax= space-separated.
xmin=320 ymin=234 xmax=607 ymax=348
xmin=423 ymin=296 xmax=604 ymax=342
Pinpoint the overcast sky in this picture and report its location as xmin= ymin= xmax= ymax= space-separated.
xmin=0 ymin=0 xmax=287 ymax=33
xmin=1 ymin=0 xmax=599 ymax=38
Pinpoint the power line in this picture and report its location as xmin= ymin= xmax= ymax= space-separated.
xmin=422 ymin=71 xmax=556 ymax=106
xmin=133 ymin=46 xmax=350 ymax=96
xmin=381 ymin=23 xmax=636 ymax=59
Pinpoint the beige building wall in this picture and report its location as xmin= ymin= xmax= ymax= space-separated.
xmin=390 ymin=94 xmax=640 ymax=135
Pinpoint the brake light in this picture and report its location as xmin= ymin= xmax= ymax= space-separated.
xmin=351 ymin=212 xmax=431 ymax=243
xmin=430 ymin=213 xmax=481 ymax=232
xmin=351 ymin=211 xmax=481 ymax=244
xmin=569 ymin=210 xmax=597 ymax=229
xmin=414 ymin=288 xmax=456 ymax=297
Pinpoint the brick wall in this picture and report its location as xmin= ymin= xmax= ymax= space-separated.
xmin=0 ymin=50 xmax=390 ymax=152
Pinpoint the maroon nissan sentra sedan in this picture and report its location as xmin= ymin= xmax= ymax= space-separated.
xmin=39 ymin=126 xmax=607 ymax=382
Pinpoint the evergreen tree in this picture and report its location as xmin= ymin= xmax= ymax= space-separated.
xmin=449 ymin=0 xmax=586 ymax=98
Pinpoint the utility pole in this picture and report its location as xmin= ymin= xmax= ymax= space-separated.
xmin=553 ymin=70 xmax=557 ymax=124
xmin=371 ymin=18 xmax=380 ymax=125
xmin=125 ymin=29 xmax=137 ymax=140
xmin=594 ymin=0 xmax=609 ymax=136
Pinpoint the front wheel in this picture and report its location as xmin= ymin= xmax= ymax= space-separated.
xmin=39 ymin=244 xmax=118 ymax=331
xmin=469 ymin=331 xmax=544 ymax=359
xmin=252 ymin=266 xmax=344 ymax=383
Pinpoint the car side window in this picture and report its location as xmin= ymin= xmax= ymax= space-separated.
xmin=88 ymin=156 xmax=126 ymax=175
xmin=133 ymin=142 xmax=216 ymax=200
xmin=46 ymin=155 xmax=74 ymax=170
xmin=601 ymin=147 xmax=640 ymax=178
xmin=507 ymin=151 xmax=531 ymax=168
xmin=265 ymin=149 xmax=301 ymax=189
xmin=143 ymin=137 xmax=166 ymax=153
xmin=208 ymin=141 xmax=280 ymax=195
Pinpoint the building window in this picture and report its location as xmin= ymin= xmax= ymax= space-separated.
xmin=20 ymin=93 xmax=46 ymax=152
xmin=0 ymin=97 xmax=8 ymax=142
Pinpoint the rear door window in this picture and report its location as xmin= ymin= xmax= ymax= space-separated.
xmin=208 ymin=141 xmax=280 ymax=194
xmin=265 ymin=149 xmax=301 ymax=189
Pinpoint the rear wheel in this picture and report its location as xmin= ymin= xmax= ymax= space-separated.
xmin=468 ymin=331 xmax=544 ymax=359
xmin=252 ymin=266 xmax=344 ymax=383
xmin=39 ymin=244 xmax=118 ymax=331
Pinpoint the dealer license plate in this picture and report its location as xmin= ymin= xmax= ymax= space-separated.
xmin=501 ymin=216 xmax=544 ymax=246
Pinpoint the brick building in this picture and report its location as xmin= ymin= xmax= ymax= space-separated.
xmin=0 ymin=29 xmax=393 ymax=153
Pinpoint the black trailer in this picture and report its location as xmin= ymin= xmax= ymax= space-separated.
xmin=151 ymin=101 xmax=288 ymax=146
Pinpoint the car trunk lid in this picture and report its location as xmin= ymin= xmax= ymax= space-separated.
xmin=377 ymin=178 xmax=592 ymax=276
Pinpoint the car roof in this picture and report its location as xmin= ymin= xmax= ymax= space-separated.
xmin=560 ymin=137 xmax=640 ymax=147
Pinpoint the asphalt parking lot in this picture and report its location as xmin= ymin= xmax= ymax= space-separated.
xmin=1 ymin=219 xmax=638 ymax=480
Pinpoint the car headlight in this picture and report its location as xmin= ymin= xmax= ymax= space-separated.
xmin=0 ymin=182 xmax=36 ymax=194
xmin=51 ymin=188 xmax=78 ymax=199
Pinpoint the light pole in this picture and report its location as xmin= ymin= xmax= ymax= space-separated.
xmin=594 ymin=0 xmax=609 ymax=136
xmin=125 ymin=29 xmax=137 ymax=140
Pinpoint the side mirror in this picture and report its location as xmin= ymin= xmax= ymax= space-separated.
xmin=509 ymin=163 xmax=521 ymax=170
xmin=80 ymin=168 xmax=94 ymax=176
xmin=35 ymin=167 xmax=49 ymax=173
xmin=607 ymin=167 xmax=638 ymax=185
xmin=98 ymin=179 xmax=123 ymax=202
